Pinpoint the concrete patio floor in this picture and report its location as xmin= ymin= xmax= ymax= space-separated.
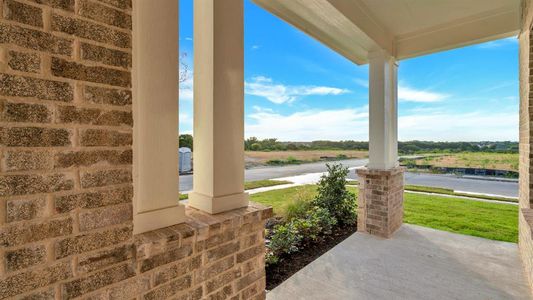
xmin=267 ymin=224 xmax=531 ymax=300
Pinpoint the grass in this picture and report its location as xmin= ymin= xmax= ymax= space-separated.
xmin=413 ymin=152 xmax=519 ymax=172
xmin=345 ymin=181 xmax=517 ymax=203
xmin=404 ymin=184 xmax=518 ymax=203
xmin=244 ymin=179 xmax=292 ymax=190
xmin=251 ymin=185 xmax=317 ymax=217
xmin=251 ymin=185 xmax=518 ymax=243
xmin=179 ymin=179 xmax=291 ymax=200
xmin=245 ymin=150 xmax=367 ymax=167
xmin=403 ymin=192 xmax=518 ymax=243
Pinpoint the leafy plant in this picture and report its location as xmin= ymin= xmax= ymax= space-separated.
xmin=268 ymin=223 xmax=302 ymax=256
xmin=312 ymin=163 xmax=357 ymax=225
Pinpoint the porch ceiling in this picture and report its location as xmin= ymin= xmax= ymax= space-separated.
xmin=252 ymin=0 xmax=520 ymax=64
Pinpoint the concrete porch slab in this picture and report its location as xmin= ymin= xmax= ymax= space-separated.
xmin=267 ymin=224 xmax=531 ymax=300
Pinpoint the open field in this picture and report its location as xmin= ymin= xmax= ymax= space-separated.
xmin=245 ymin=150 xmax=367 ymax=167
xmin=412 ymin=152 xmax=518 ymax=171
xmin=250 ymin=185 xmax=518 ymax=242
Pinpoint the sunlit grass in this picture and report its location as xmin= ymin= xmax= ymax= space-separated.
xmin=251 ymin=185 xmax=518 ymax=243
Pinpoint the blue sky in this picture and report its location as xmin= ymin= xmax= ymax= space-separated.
xmin=179 ymin=0 xmax=518 ymax=142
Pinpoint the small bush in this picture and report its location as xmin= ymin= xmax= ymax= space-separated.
xmin=268 ymin=222 xmax=302 ymax=256
xmin=266 ymin=163 xmax=356 ymax=266
xmin=284 ymin=187 xmax=315 ymax=220
xmin=312 ymin=163 xmax=356 ymax=225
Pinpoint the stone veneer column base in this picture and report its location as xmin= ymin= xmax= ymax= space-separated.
xmin=356 ymin=167 xmax=405 ymax=238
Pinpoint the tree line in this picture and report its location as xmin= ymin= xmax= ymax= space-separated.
xmin=179 ymin=135 xmax=518 ymax=154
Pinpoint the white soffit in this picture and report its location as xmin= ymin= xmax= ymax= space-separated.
xmin=252 ymin=0 xmax=520 ymax=64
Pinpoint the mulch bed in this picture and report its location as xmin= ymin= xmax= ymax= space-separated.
xmin=265 ymin=224 xmax=357 ymax=291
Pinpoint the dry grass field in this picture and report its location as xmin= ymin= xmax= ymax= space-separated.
xmin=245 ymin=150 xmax=368 ymax=167
xmin=413 ymin=152 xmax=518 ymax=171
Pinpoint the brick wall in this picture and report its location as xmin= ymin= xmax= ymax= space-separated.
xmin=0 ymin=0 xmax=270 ymax=299
xmin=520 ymin=0 xmax=533 ymax=293
xmin=356 ymin=167 xmax=405 ymax=238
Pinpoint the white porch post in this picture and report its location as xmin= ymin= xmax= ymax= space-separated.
xmin=189 ymin=0 xmax=249 ymax=214
xmin=368 ymin=50 xmax=399 ymax=169
xmin=132 ymin=0 xmax=185 ymax=234
xmin=356 ymin=49 xmax=404 ymax=238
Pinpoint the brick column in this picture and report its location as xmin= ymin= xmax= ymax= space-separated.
xmin=519 ymin=0 xmax=533 ymax=292
xmin=356 ymin=167 xmax=405 ymax=238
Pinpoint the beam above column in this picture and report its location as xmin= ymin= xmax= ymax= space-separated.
xmin=188 ymin=0 xmax=249 ymax=214
xmin=367 ymin=49 xmax=398 ymax=170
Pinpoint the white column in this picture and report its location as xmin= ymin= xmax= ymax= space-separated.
xmin=368 ymin=50 xmax=399 ymax=170
xmin=188 ymin=0 xmax=249 ymax=214
xmin=132 ymin=0 xmax=185 ymax=234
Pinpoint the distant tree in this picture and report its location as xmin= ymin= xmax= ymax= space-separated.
xmin=179 ymin=134 xmax=193 ymax=150
xmin=245 ymin=137 xmax=259 ymax=150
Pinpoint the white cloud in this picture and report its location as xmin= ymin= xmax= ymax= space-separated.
xmin=246 ymin=108 xmax=368 ymax=141
xmin=245 ymin=76 xmax=350 ymax=104
xmin=354 ymin=78 xmax=369 ymax=88
xmin=399 ymin=111 xmax=517 ymax=141
xmin=477 ymin=37 xmax=517 ymax=49
xmin=251 ymin=45 xmax=261 ymax=50
xmin=179 ymin=112 xmax=192 ymax=125
xmin=244 ymin=107 xmax=517 ymax=141
xmin=252 ymin=105 xmax=273 ymax=113
xmin=398 ymin=85 xmax=448 ymax=103
xmin=353 ymin=79 xmax=447 ymax=103
xmin=179 ymin=76 xmax=193 ymax=101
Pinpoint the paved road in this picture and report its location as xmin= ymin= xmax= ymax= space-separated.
xmin=180 ymin=158 xmax=519 ymax=197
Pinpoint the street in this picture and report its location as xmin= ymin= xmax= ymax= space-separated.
xmin=179 ymin=159 xmax=518 ymax=197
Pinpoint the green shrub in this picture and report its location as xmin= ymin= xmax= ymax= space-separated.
xmin=267 ymin=206 xmax=337 ymax=265
xmin=268 ymin=222 xmax=302 ymax=255
xmin=266 ymin=164 xmax=356 ymax=266
xmin=290 ymin=207 xmax=335 ymax=242
xmin=312 ymin=163 xmax=356 ymax=225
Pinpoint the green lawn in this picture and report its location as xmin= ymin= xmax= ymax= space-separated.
xmin=251 ymin=185 xmax=518 ymax=243
xmin=180 ymin=179 xmax=291 ymax=200
xmin=251 ymin=185 xmax=317 ymax=217
xmin=404 ymin=184 xmax=518 ymax=203
xmin=244 ymin=179 xmax=291 ymax=190
xmin=346 ymin=181 xmax=517 ymax=203
xmin=403 ymin=192 xmax=518 ymax=242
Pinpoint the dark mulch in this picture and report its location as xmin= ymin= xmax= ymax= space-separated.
xmin=265 ymin=224 xmax=357 ymax=291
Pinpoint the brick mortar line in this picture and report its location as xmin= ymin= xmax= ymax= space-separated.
xmin=0 ymin=19 xmax=75 ymax=42
xmin=0 ymin=96 xmax=133 ymax=111
xmin=0 ymin=145 xmax=132 ymax=152
xmin=51 ymin=7 xmax=132 ymax=34
xmin=1 ymin=98 xmax=133 ymax=113
xmin=8 ymin=259 xmax=134 ymax=298
xmin=0 ymin=181 xmax=133 ymax=201
xmin=0 ymin=254 xmax=73 ymax=278
xmin=0 ymin=122 xmax=133 ymax=131
xmin=89 ymin=0 xmax=132 ymax=14
xmin=0 ymin=67 xmax=133 ymax=92
xmin=2 ymin=162 xmax=134 ymax=174
xmin=52 ymin=53 xmax=132 ymax=72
